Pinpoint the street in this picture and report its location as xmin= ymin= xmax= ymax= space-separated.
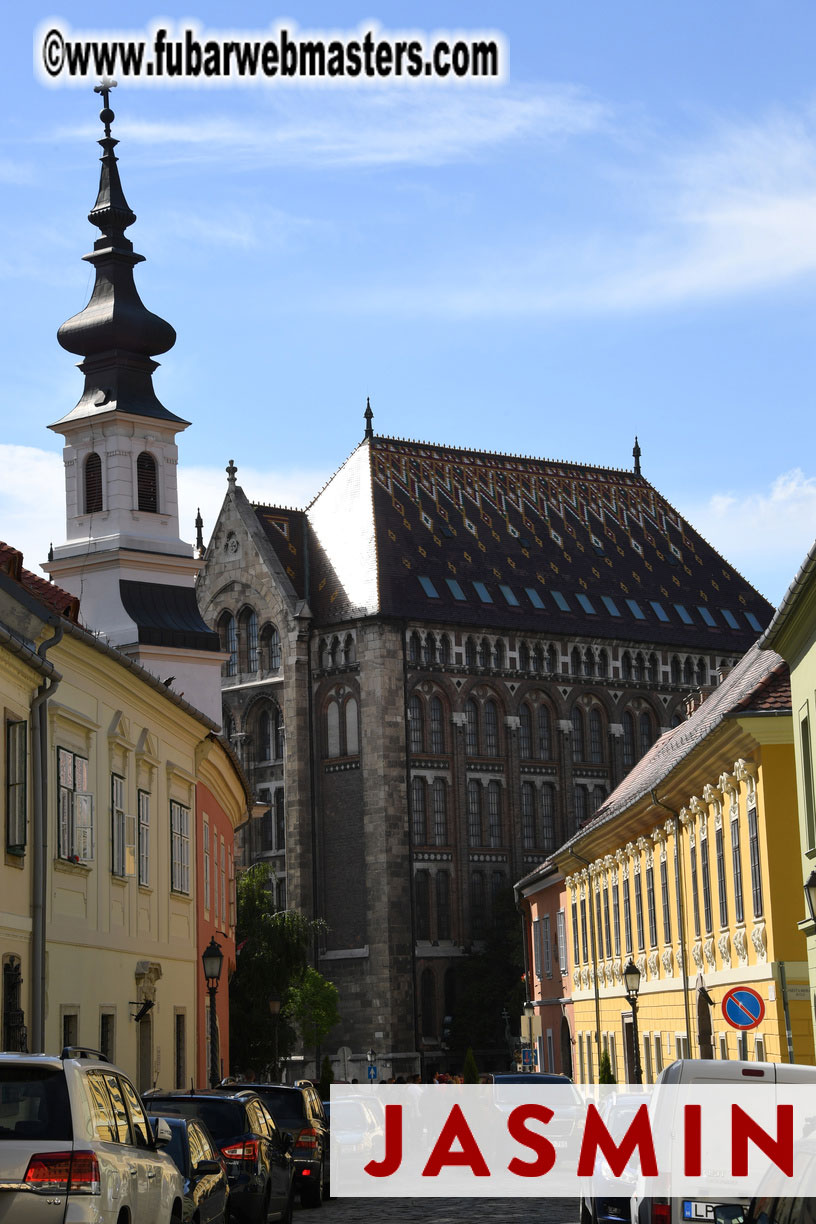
xmin=308 ymin=1197 xmax=580 ymax=1221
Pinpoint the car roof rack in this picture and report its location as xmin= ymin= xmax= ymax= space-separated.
xmin=61 ymin=1045 xmax=109 ymax=1062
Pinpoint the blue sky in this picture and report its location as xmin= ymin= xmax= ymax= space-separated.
xmin=3 ymin=2 xmax=816 ymax=604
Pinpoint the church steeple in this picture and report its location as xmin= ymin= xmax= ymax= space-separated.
xmin=54 ymin=78 xmax=185 ymax=426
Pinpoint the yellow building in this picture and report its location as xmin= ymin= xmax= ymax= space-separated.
xmin=555 ymin=642 xmax=814 ymax=1082
xmin=761 ymin=541 xmax=816 ymax=1051
xmin=0 ymin=547 xmax=247 ymax=1088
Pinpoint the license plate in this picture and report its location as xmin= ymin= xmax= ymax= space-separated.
xmin=683 ymin=1204 xmax=715 ymax=1221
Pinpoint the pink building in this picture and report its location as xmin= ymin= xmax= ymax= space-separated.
xmin=515 ymin=861 xmax=575 ymax=1078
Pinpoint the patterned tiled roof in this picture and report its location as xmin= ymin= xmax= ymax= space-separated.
xmin=564 ymin=641 xmax=789 ymax=839
xmin=251 ymin=434 xmax=774 ymax=645
xmin=0 ymin=542 xmax=80 ymax=622
xmin=253 ymin=508 xmax=308 ymax=599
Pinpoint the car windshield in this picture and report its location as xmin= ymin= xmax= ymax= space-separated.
xmin=149 ymin=1117 xmax=188 ymax=1175
xmin=332 ymin=1101 xmax=374 ymax=1131
xmin=147 ymin=1098 xmax=244 ymax=1143
xmin=0 ymin=1066 xmax=73 ymax=1141
xmin=254 ymin=1089 xmax=306 ymax=1126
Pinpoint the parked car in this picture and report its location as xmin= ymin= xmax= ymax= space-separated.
xmin=147 ymin=1113 xmax=230 ymax=1223
xmin=218 ymin=1081 xmax=329 ymax=1207
xmin=143 ymin=1089 xmax=293 ymax=1223
xmin=741 ymin=1136 xmax=816 ymax=1224
xmin=0 ymin=1046 xmax=183 ymax=1223
xmin=578 ymin=1091 xmax=644 ymax=1224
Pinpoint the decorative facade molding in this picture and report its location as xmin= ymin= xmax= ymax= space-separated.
xmin=661 ymin=947 xmax=674 ymax=976
xmin=732 ymin=925 xmax=748 ymax=967
xmin=703 ymin=937 xmax=716 ymax=968
xmin=717 ymin=932 xmax=732 ymax=969
xmin=751 ymin=921 xmax=767 ymax=962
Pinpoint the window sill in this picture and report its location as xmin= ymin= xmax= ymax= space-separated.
xmin=170 ymin=890 xmax=192 ymax=901
xmin=54 ymin=857 xmax=92 ymax=875
xmin=138 ymin=884 xmax=153 ymax=895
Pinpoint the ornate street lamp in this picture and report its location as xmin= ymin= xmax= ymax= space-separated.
xmin=804 ymin=869 xmax=816 ymax=925
xmin=202 ymin=938 xmax=224 ymax=1087
xmin=623 ymin=959 xmax=642 ymax=1085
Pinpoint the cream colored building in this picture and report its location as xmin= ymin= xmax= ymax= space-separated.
xmin=761 ymin=541 xmax=816 ymax=1051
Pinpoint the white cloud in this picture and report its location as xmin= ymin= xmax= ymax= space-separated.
xmin=686 ymin=469 xmax=816 ymax=606
xmin=57 ymin=84 xmax=610 ymax=169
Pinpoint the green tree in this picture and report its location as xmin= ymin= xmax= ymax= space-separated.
xmin=285 ymin=966 xmax=340 ymax=1072
xmin=229 ymin=864 xmax=333 ymax=1078
xmin=462 ymin=1047 xmax=480 ymax=1083
xmin=598 ymin=1050 xmax=616 ymax=1084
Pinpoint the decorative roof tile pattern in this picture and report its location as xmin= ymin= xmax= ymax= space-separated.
xmin=368 ymin=436 xmax=772 ymax=647
xmin=0 ymin=542 xmax=80 ymax=622
xmin=565 ymin=641 xmax=788 ymax=839
xmin=253 ymin=507 xmax=308 ymax=598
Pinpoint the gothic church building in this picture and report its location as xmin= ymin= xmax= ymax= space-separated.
xmin=197 ymin=415 xmax=773 ymax=1067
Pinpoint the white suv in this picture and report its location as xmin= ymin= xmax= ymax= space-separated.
xmin=0 ymin=1047 xmax=183 ymax=1223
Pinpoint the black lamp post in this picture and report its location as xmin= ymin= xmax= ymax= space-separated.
xmin=269 ymin=993 xmax=281 ymax=1082
xmin=623 ymin=959 xmax=643 ymax=1085
xmin=804 ymin=869 xmax=816 ymax=925
xmin=202 ymin=937 xmax=224 ymax=1088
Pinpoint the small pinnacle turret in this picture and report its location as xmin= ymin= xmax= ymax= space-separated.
xmin=633 ymin=435 xmax=642 ymax=477
xmin=226 ymin=459 xmax=238 ymax=490
xmin=364 ymin=396 xmax=374 ymax=440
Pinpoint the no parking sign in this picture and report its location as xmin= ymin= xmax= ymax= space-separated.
xmin=721 ymin=985 xmax=765 ymax=1030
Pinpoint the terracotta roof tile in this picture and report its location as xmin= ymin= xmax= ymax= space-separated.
xmin=0 ymin=542 xmax=80 ymax=622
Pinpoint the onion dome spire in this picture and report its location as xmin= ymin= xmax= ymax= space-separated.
xmin=54 ymin=80 xmax=186 ymax=426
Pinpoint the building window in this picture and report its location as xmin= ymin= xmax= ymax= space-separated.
xmin=612 ymin=876 xmax=621 ymax=955
xmin=240 ymin=608 xmax=258 ymax=672
xmin=660 ymin=857 xmax=672 ymax=943
xmin=700 ymin=834 xmax=713 ymax=933
xmin=218 ymin=612 xmax=237 ymax=677
xmin=589 ymin=709 xmax=603 ymax=763
xmin=479 ymin=638 xmax=492 ymax=669
xmin=731 ymin=815 xmax=744 ymax=925
xmin=623 ymin=874 xmax=633 ymax=955
xmin=484 ymin=700 xmax=499 ymax=756
xmin=170 ymin=801 xmax=190 ymax=894
xmin=439 ymin=635 xmax=452 ymax=664
xmin=487 ymin=781 xmax=502 ymax=847
xmin=754 ymin=1034 xmax=766 ymax=1062
xmin=801 ymin=714 xmax=816 ymax=849
xmin=203 ymin=821 xmax=210 ymax=909
xmin=465 ymin=700 xmax=478 ymax=755
xmin=572 ymin=896 xmax=580 ymax=966
xmin=639 ymin=712 xmax=653 ymax=758
xmin=6 ymin=720 xmax=26 ymax=851
xmin=220 ymin=840 xmax=226 ymax=929
xmin=467 ymin=780 xmax=482 ymax=846
xmin=574 ymin=784 xmax=587 ymax=825
xmin=646 ymin=865 xmax=658 ymax=948
xmin=415 ymin=871 xmax=430 ymax=941
xmin=580 ymin=897 xmax=589 ymax=963
xmin=84 ymin=452 xmax=103 ymax=514
xmin=747 ymin=805 xmax=763 ymax=918
xmin=110 ymin=774 xmax=128 ymax=878
xmin=571 ymin=708 xmax=585 ymax=762
xmin=541 ymin=784 xmax=555 ymax=852
xmin=716 ymin=826 xmax=728 ymax=928
xmin=521 ymin=783 xmax=535 ymax=849
xmin=429 ymin=697 xmax=445 ymax=754
xmin=602 ymin=881 xmax=612 ymax=958
xmin=3 ymin=958 xmax=26 ymax=1052
xmin=138 ymin=789 xmax=150 ymax=886
xmin=519 ymin=642 xmax=530 ymax=671
xmin=411 ymin=776 xmax=427 ymax=844
xmin=635 ymin=873 xmax=645 ymax=950
xmin=557 ymin=909 xmax=567 ymax=973
xmin=465 ymin=637 xmax=477 ymax=668
xmin=622 ymin=712 xmax=635 ymax=769
xmin=174 ymin=1013 xmax=186 ymax=1089
xmin=136 ymin=452 xmax=158 ymax=513
xmin=100 ymin=1012 xmax=115 ymax=1063
xmin=57 ymin=748 xmax=94 ymax=862
xmin=537 ymin=706 xmax=552 ymax=759
xmin=471 ymin=872 xmax=486 ymax=940
xmin=408 ymin=632 xmax=421 ymax=664
xmin=533 ymin=918 xmax=541 ymax=980
xmin=432 ymin=779 xmax=447 ymax=844
xmin=519 ymin=705 xmax=532 ymax=759
xmin=421 ymin=968 xmax=436 ymax=1037
xmin=542 ymin=914 xmax=552 ymax=977
xmin=262 ymin=623 xmax=281 ymax=671
xmin=274 ymin=789 xmax=285 ymax=850
xmin=436 ymin=871 xmax=451 ymax=940
xmin=409 ymin=695 xmax=424 ymax=754
xmin=719 ymin=1032 xmax=729 ymax=1060
xmin=690 ymin=837 xmax=701 ymax=939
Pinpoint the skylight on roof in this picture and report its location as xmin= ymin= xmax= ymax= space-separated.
xmin=576 ymin=593 xmax=596 ymax=614
xmin=745 ymin=611 xmax=763 ymax=633
xmin=418 ymin=576 xmax=439 ymax=599
xmin=650 ymin=601 xmax=670 ymax=622
xmin=721 ymin=608 xmax=740 ymax=630
xmin=525 ymin=587 xmax=545 ymax=610
xmin=499 ymin=585 xmax=519 ymax=607
xmin=626 ymin=599 xmax=646 ymax=620
xmin=473 ymin=581 xmax=493 ymax=604
xmin=697 ymin=605 xmax=717 ymax=627
xmin=446 ymin=578 xmax=466 ymax=601
xmin=601 ymin=595 xmax=621 ymax=617
xmin=674 ymin=603 xmax=693 ymax=625
xmin=551 ymin=591 xmax=571 ymax=613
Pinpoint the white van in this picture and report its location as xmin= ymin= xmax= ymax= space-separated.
xmin=630 ymin=1059 xmax=816 ymax=1224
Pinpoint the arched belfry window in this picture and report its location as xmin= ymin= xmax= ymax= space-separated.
xmin=84 ymin=452 xmax=102 ymax=514
xmin=136 ymin=452 xmax=158 ymax=513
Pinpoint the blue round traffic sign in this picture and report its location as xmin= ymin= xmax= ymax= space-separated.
xmin=721 ymin=986 xmax=765 ymax=1030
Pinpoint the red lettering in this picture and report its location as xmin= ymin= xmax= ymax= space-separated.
xmin=507 ymin=1104 xmax=556 ymax=1177
xmin=577 ymin=1103 xmax=658 ymax=1178
xmin=364 ymin=1104 xmax=403 ymax=1177
xmin=684 ymin=1105 xmax=701 ymax=1177
xmin=422 ymin=1104 xmax=490 ymax=1177
xmin=731 ymin=1105 xmax=793 ymax=1177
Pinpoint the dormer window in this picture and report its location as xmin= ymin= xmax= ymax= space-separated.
xmin=84 ymin=452 xmax=103 ymax=514
xmin=137 ymin=452 xmax=158 ymax=512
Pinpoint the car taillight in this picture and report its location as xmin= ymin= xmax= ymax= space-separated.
xmin=295 ymin=1127 xmax=318 ymax=1150
xmin=23 ymin=1151 xmax=100 ymax=1195
xmin=650 ymin=1203 xmax=671 ymax=1223
xmin=221 ymin=1139 xmax=258 ymax=1163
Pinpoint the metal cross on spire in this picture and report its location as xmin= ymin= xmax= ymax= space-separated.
xmin=94 ymin=77 xmax=118 ymax=137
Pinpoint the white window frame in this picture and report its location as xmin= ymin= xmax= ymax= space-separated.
xmin=170 ymin=800 xmax=190 ymax=894
xmin=542 ymin=914 xmax=552 ymax=978
xmin=57 ymin=747 xmax=94 ymax=863
xmin=203 ymin=820 xmax=210 ymax=911
xmin=138 ymin=789 xmax=150 ymax=886
xmin=557 ymin=909 xmax=567 ymax=973
xmin=532 ymin=918 xmax=541 ymax=981
xmin=220 ymin=839 xmax=226 ymax=929
xmin=754 ymin=1033 xmax=766 ymax=1062
xmin=111 ymin=774 xmax=134 ymax=878
xmin=6 ymin=720 xmax=27 ymax=851
xmin=653 ymin=1031 xmax=663 ymax=1074
xmin=719 ymin=1032 xmax=729 ymax=1060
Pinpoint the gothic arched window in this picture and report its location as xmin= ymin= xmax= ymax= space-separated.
xmin=623 ymin=711 xmax=636 ymax=768
xmin=521 ymin=783 xmax=536 ymax=848
xmin=465 ymin=700 xmax=478 ymax=756
xmin=541 ymin=784 xmax=555 ymax=851
xmin=409 ymin=694 xmax=424 ymax=754
xmin=240 ymin=608 xmax=258 ymax=672
xmin=467 ymin=780 xmax=482 ymax=846
xmin=519 ymin=705 xmax=533 ymax=759
xmin=261 ymin=624 xmax=281 ymax=671
xmin=416 ymin=873 xmax=431 ymax=942
xmin=487 ymin=781 xmax=502 ymax=847
xmin=84 ymin=452 xmax=102 ymax=514
xmin=218 ymin=612 xmax=237 ymax=677
xmin=639 ymin=711 xmax=653 ymax=758
xmin=436 ymin=872 xmax=451 ymax=940
xmin=537 ymin=705 xmax=552 ymax=759
xmin=411 ymin=776 xmax=427 ymax=844
xmin=465 ymin=637 xmax=477 ymax=668
xmin=432 ymin=778 xmax=448 ymax=844
xmin=136 ymin=452 xmax=158 ymax=513
xmin=484 ymin=699 xmax=499 ymax=756
xmin=479 ymin=638 xmax=492 ymax=669
xmin=519 ymin=642 xmax=530 ymax=672
xmin=571 ymin=707 xmax=585 ymax=762
xmin=589 ymin=708 xmax=604 ymax=764
xmin=429 ymin=697 xmax=445 ymax=754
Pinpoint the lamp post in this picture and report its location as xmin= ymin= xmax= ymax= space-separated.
xmin=804 ymin=869 xmax=816 ymax=925
xmin=523 ymin=1002 xmax=535 ymax=1072
xmin=202 ymin=937 xmax=224 ymax=1088
xmin=623 ymin=959 xmax=642 ymax=1085
xmin=269 ymin=993 xmax=281 ymax=1082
